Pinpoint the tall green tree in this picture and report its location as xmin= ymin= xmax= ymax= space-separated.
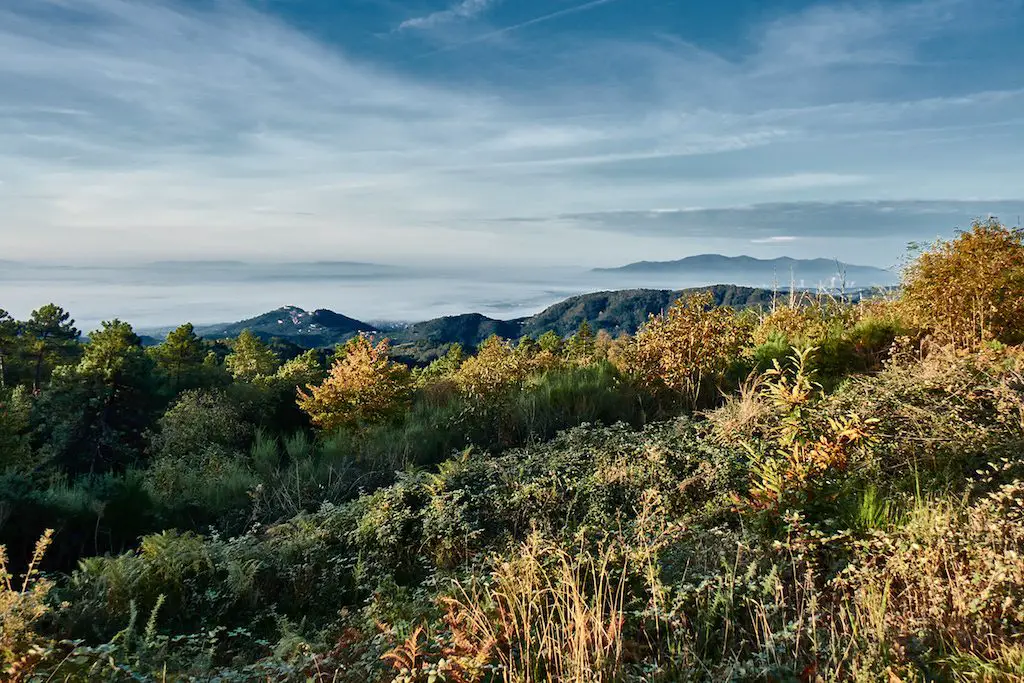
xmin=272 ymin=349 xmax=325 ymax=391
xmin=225 ymin=330 xmax=279 ymax=382
xmin=0 ymin=309 xmax=21 ymax=389
xmin=24 ymin=304 xmax=79 ymax=390
xmin=565 ymin=321 xmax=596 ymax=363
xmin=33 ymin=320 xmax=159 ymax=473
xmin=149 ymin=323 xmax=207 ymax=392
xmin=537 ymin=330 xmax=564 ymax=355
xmin=0 ymin=385 xmax=33 ymax=471
xmin=78 ymin=320 xmax=148 ymax=382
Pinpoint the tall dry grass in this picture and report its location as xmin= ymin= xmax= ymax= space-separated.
xmin=443 ymin=532 xmax=629 ymax=683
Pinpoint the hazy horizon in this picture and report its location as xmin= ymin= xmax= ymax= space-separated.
xmin=1 ymin=258 xmax=899 ymax=333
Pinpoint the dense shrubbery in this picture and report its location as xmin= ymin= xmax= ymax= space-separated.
xmin=3 ymin=220 xmax=1024 ymax=680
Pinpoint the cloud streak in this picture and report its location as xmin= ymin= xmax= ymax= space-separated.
xmin=398 ymin=0 xmax=500 ymax=32
xmin=1 ymin=0 xmax=1022 ymax=268
xmin=420 ymin=0 xmax=620 ymax=54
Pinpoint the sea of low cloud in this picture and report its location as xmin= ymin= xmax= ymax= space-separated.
xmin=1 ymin=260 xmax=894 ymax=334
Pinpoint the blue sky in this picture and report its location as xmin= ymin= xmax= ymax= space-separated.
xmin=2 ymin=0 xmax=1023 ymax=268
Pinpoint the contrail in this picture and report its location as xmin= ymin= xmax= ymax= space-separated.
xmin=422 ymin=0 xmax=622 ymax=55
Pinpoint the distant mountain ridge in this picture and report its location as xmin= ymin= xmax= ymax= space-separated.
xmin=595 ymin=254 xmax=897 ymax=287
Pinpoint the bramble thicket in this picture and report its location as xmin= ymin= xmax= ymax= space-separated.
xmin=2 ymin=219 xmax=1024 ymax=681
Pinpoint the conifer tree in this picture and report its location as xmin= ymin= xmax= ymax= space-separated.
xmin=225 ymin=330 xmax=279 ymax=382
xmin=78 ymin=319 xmax=149 ymax=384
xmin=565 ymin=321 xmax=596 ymax=363
xmin=537 ymin=330 xmax=564 ymax=356
xmin=150 ymin=323 xmax=207 ymax=392
xmin=0 ymin=310 xmax=20 ymax=389
xmin=24 ymin=304 xmax=79 ymax=391
xmin=35 ymin=319 xmax=158 ymax=473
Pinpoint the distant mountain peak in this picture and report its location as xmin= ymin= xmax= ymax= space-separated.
xmin=194 ymin=305 xmax=376 ymax=345
xmin=593 ymin=253 xmax=896 ymax=287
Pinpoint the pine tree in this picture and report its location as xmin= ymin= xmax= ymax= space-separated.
xmin=34 ymin=319 xmax=158 ymax=473
xmin=24 ymin=304 xmax=79 ymax=391
xmin=0 ymin=310 xmax=20 ymax=389
xmin=537 ymin=330 xmax=564 ymax=355
xmin=78 ymin=319 xmax=148 ymax=384
xmin=565 ymin=321 xmax=596 ymax=363
xmin=150 ymin=323 xmax=206 ymax=392
xmin=225 ymin=330 xmax=279 ymax=382
xmin=273 ymin=349 xmax=325 ymax=391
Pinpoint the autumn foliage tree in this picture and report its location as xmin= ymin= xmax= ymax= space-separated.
xmin=618 ymin=291 xmax=749 ymax=408
xmin=297 ymin=334 xmax=411 ymax=432
xmin=453 ymin=335 xmax=529 ymax=401
xmin=900 ymin=219 xmax=1024 ymax=348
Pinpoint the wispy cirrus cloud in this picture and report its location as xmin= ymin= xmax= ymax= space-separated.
xmin=1 ymin=0 xmax=1023 ymax=269
xmin=397 ymin=0 xmax=500 ymax=32
xmin=421 ymin=0 xmax=620 ymax=51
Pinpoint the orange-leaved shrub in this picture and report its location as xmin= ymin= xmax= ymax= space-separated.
xmin=900 ymin=218 xmax=1024 ymax=349
xmin=453 ymin=335 xmax=529 ymax=402
xmin=617 ymin=291 xmax=749 ymax=409
xmin=297 ymin=334 xmax=411 ymax=432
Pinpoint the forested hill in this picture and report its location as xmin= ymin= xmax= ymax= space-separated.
xmin=520 ymin=284 xmax=777 ymax=338
xmin=188 ymin=285 xmax=782 ymax=361
xmin=390 ymin=312 xmax=526 ymax=350
xmin=194 ymin=305 xmax=376 ymax=348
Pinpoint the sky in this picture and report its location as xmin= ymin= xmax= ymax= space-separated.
xmin=2 ymin=0 xmax=1024 ymax=269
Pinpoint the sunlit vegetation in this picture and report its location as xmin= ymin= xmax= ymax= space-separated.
xmin=2 ymin=219 xmax=1024 ymax=680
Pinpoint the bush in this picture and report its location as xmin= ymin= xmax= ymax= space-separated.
xmin=151 ymin=389 xmax=252 ymax=463
xmin=0 ymin=471 xmax=157 ymax=572
xmin=748 ymin=295 xmax=902 ymax=384
xmin=452 ymin=335 xmax=529 ymax=402
xmin=835 ymin=482 xmax=1024 ymax=679
xmin=618 ymin=291 xmax=750 ymax=409
xmin=900 ymin=218 xmax=1024 ymax=348
xmin=299 ymin=335 xmax=411 ymax=432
